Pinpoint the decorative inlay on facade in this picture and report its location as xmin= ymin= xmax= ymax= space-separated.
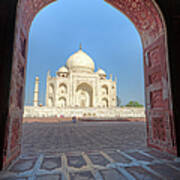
xmin=105 ymin=0 xmax=164 ymax=47
xmin=150 ymin=89 xmax=163 ymax=108
xmin=148 ymin=46 xmax=161 ymax=67
xmin=152 ymin=117 xmax=166 ymax=142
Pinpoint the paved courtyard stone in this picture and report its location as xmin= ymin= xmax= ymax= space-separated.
xmin=67 ymin=155 xmax=86 ymax=168
xmin=70 ymin=171 xmax=94 ymax=180
xmin=40 ymin=157 xmax=61 ymax=170
xmin=125 ymin=166 xmax=161 ymax=180
xmin=147 ymin=149 xmax=175 ymax=161
xmin=0 ymin=178 xmax=27 ymax=180
xmin=106 ymin=152 xmax=132 ymax=164
xmin=148 ymin=163 xmax=180 ymax=179
xmin=1 ymin=120 xmax=180 ymax=179
xmin=10 ymin=158 xmax=36 ymax=172
xmin=126 ymin=151 xmax=154 ymax=162
xmin=88 ymin=154 xmax=110 ymax=166
xmin=100 ymin=169 xmax=127 ymax=180
xmin=22 ymin=121 xmax=146 ymax=155
xmin=36 ymin=174 xmax=61 ymax=180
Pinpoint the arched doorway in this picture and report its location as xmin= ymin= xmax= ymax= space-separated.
xmin=0 ymin=0 xmax=178 ymax=170
xmin=59 ymin=97 xmax=66 ymax=108
xmin=102 ymin=98 xmax=109 ymax=108
xmin=76 ymin=83 xmax=93 ymax=107
xmin=48 ymin=97 xmax=54 ymax=107
xmin=102 ymin=85 xmax=108 ymax=95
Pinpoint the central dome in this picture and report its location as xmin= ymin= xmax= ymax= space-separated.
xmin=66 ymin=48 xmax=95 ymax=73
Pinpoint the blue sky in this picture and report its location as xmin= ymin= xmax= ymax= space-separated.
xmin=25 ymin=0 xmax=144 ymax=106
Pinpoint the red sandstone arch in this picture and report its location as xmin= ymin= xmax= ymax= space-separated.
xmin=2 ymin=0 xmax=176 ymax=169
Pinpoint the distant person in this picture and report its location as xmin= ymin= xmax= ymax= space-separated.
xmin=72 ymin=116 xmax=76 ymax=123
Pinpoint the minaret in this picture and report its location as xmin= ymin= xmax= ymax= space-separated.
xmin=47 ymin=70 xmax=51 ymax=79
xmin=33 ymin=76 xmax=39 ymax=107
xmin=110 ymin=74 xmax=112 ymax=80
xmin=115 ymin=76 xmax=117 ymax=82
xmin=79 ymin=43 xmax=82 ymax=50
xmin=46 ymin=70 xmax=50 ymax=106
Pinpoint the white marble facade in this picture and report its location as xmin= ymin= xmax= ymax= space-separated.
xmin=24 ymin=46 xmax=146 ymax=118
xmin=46 ymin=46 xmax=117 ymax=108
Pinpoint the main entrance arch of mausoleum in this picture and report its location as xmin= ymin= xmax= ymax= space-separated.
xmin=0 ymin=0 xmax=178 ymax=170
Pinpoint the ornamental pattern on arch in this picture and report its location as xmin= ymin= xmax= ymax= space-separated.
xmin=105 ymin=0 xmax=164 ymax=46
xmin=20 ymin=0 xmax=164 ymax=44
xmin=20 ymin=0 xmax=56 ymax=31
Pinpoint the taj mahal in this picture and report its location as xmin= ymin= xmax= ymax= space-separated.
xmin=46 ymin=45 xmax=117 ymax=109
xmin=24 ymin=45 xmax=145 ymax=119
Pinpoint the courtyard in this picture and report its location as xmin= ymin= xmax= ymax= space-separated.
xmin=1 ymin=120 xmax=180 ymax=180
xmin=22 ymin=120 xmax=146 ymax=155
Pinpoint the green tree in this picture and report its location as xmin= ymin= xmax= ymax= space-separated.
xmin=126 ymin=101 xmax=144 ymax=107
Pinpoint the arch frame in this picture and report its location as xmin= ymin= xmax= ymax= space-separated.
xmin=0 ymin=0 xmax=178 ymax=170
xmin=105 ymin=0 xmax=176 ymax=155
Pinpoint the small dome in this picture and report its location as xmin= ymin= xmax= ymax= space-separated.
xmin=97 ymin=68 xmax=106 ymax=75
xmin=66 ymin=48 xmax=95 ymax=73
xmin=58 ymin=66 xmax=68 ymax=73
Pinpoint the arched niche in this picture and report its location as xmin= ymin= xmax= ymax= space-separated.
xmin=1 ymin=0 xmax=177 ymax=170
xmin=59 ymin=97 xmax=66 ymax=108
xmin=102 ymin=98 xmax=109 ymax=108
xmin=102 ymin=85 xmax=108 ymax=95
xmin=59 ymin=83 xmax=67 ymax=94
xmin=76 ymin=83 xmax=93 ymax=107
xmin=49 ymin=84 xmax=54 ymax=94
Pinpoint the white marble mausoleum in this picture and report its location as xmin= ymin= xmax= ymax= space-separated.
xmin=24 ymin=46 xmax=145 ymax=119
xmin=46 ymin=46 xmax=117 ymax=108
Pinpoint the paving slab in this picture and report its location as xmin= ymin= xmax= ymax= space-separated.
xmin=40 ymin=157 xmax=61 ymax=170
xmin=36 ymin=174 xmax=61 ymax=180
xmin=88 ymin=154 xmax=110 ymax=166
xmin=106 ymin=152 xmax=132 ymax=163
xmin=148 ymin=163 xmax=180 ymax=180
xmin=10 ymin=158 xmax=36 ymax=172
xmin=67 ymin=155 xmax=87 ymax=168
xmin=70 ymin=171 xmax=94 ymax=180
xmin=0 ymin=177 xmax=27 ymax=180
xmin=126 ymin=166 xmax=161 ymax=180
xmin=126 ymin=151 xmax=154 ymax=162
xmin=147 ymin=150 xmax=175 ymax=161
xmin=100 ymin=169 xmax=127 ymax=180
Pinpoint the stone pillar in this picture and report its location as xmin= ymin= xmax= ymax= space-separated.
xmin=33 ymin=76 xmax=39 ymax=107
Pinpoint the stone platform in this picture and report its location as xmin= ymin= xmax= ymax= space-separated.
xmin=23 ymin=107 xmax=145 ymax=119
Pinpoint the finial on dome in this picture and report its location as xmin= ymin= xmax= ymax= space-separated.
xmin=80 ymin=43 xmax=82 ymax=50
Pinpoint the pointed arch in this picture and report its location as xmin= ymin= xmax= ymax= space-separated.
xmin=0 ymin=0 xmax=177 ymax=170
